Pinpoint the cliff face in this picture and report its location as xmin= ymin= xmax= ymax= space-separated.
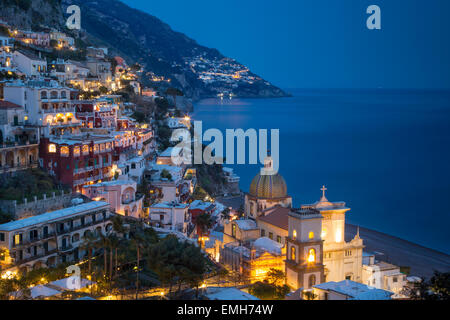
xmin=0 ymin=0 xmax=64 ymax=30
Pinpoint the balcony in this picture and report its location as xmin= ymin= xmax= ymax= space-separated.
xmin=59 ymin=244 xmax=74 ymax=253
xmin=13 ymin=249 xmax=58 ymax=265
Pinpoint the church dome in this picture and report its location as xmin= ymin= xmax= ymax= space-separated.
xmin=249 ymin=172 xmax=288 ymax=199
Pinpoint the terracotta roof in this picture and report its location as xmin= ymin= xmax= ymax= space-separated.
xmin=0 ymin=100 xmax=23 ymax=109
xmin=257 ymin=206 xmax=290 ymax=231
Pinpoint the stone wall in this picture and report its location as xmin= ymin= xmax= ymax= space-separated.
xmin=0 ymin=191 xmax=74 ymax=220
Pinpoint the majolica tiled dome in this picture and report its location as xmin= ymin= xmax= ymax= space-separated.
xmin=249 ymin=172 xmax=288 ymax=199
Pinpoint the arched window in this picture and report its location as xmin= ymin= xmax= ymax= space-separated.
xmin=291 ymin=246 xmax=296 ymax=261
xmin=82 ymin=145 xmax=89 ymax=155
xmin=308 ymin=274 xmax=316 ymax=288
xmin=48 ymin=144 xmax=56 ymax=153
xmin=50 ymin=91 xmax=58 ymax=99
xmin=41 ymin=91 xmax=47 ymax=99
xmin=73 ymin=147 xmax=80 ymax=157
xmin=60 ymin=91 xmax=67 ymax=99
xmin=72 ymin=233 xmax=80 ymax=243
xmin=308 ymin=231 xmax=314 ymax=239
xmin=307 ymin=248 xmax=316 ymax=263
xmin=293 ymin=229 xmax=297 ymax=240
xmin=60 ymin=146 xmax=69 ymax=157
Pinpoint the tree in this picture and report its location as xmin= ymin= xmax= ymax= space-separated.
xmin=160 ymin=169 xmax=172 ymax=181
xmin=0 ymin=210 xmax=14 ymax=224
xmin=192 ymin=186 xmax=209 ymax=201
xmin=165 ymin=87 xmax=184 ymax=109
xmin=196 ymin=213 xmax=214 ymax=247
xmin=237 ymin=205 xmax=245 ymax=218
xmin=248 ymin=280 xmax=290 ymax=300
xmin=266 ymin=268 xmax=285 ymax=286
xmin=406 ymin=271 xmax=450 ymax=300
xmin=303 ymin=290 xmax=317 ymax=300
xmin=220 ymin=207 xmax=231 ymax=222
xmin=80 ymin=231 xmax=98 ymax=277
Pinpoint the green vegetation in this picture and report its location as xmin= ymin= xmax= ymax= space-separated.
xmin=131 ymin=111 xmax=146 ymax=123
xmin=147 ymin=234 xmax=210 ymax=298
xmin=248 ymin=269 xmax=290 ymax=300
xmin=191 ymin=186 xmax=209 ymax=201
xmin=160 ymin=169 xmax=172 ymax=181
xmin=405 ymin=271 xmax=449 ymax=300
xmin=0 ymin=210 xmax=15 ymax=224
xmin=194 ymin=162 xmax=226 ymax=196
xmin=0 ymin=168 xmax=69 ymax=202
xmin=156 ymin=124 xmax=172 ymax=152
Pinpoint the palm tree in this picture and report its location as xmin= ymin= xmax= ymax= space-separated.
xmin=80 ymin=231 xmax=98 ymax=277
xmin=130 ymin=230 xmax=145 ymax=299
xmin=107 ymin=233 xmax=121 ymax=279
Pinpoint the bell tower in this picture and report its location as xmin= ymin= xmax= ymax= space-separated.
xmin=285 ymin=208 xmax=325 ymax=290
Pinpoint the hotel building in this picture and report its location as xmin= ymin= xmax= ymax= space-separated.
xmin=0 ymin=201 xmax=113 ymax=275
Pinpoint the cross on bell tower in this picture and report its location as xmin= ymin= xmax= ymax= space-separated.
xmin=320 ymin=185 xmax=328 ymax=201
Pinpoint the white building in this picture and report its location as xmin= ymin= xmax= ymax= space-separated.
xmin=148 ymin=202 xmax=191 ymax=234
xmin=312 ymin=280 xmax=393 ymax=300
xmin=12 ymin=50 xmax=47 ymax=77
xmin=3 ymin=80 xmax=79 ymax=137
xmin=0 ymin=36 xmax=14 ymax=71
xmin=362 ymin=253 xmax=407 ymax=298
xmin=0 ymin=201 xmax=114 ymax=276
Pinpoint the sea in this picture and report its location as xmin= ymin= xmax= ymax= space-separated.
xmin=193 ymin=88 xmax=450 ymax=254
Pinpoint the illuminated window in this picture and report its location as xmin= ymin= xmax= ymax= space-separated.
xmin=307 ymin=248 xmax=316 ymax=263
xmin=308 ymin=231 xmax=314 ymax=239
xmin=60 ymin=146 xmax=69 ymax=157
xmin=321 ymin=227 xmax=327 ymax=239
xmin=232 ymin=224 xmax=236 ymax=238
xmin=94 ymin=145 xmax=99 ymax=153
xmin=48 ymin=144 xmax=57 ymax=153
xmin=73 ymin=147 xmax=80 ymax=157
xmin=291 ymin=246 xmax=296 ymax=261
xmin=82 ymin=145 xmax=89 ymax=155
xmin=293 ymin=229 xmax=297 ymax=240
xmin=14 ymin=234 xmax=22 ymax=245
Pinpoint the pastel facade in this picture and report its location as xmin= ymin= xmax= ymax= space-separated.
xmin=82 ymin=179 xmax=144 ymax=219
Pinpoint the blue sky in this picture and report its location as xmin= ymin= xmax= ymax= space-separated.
xmin=122 ymin=0 xmax=450 ymax=89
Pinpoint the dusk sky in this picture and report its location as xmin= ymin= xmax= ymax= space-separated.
xmin=122 ymin=0 xmax=450 ymax=90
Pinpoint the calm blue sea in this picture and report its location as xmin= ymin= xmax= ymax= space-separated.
xmin=193 ymin=89 xmax=450 ymax=254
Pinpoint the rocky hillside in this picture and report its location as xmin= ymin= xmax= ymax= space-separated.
xmin=0 ymin=0 xmax=64 ymax=30
xmin=62 ymin=0 xmax=287 ymax=100
xmin=2 ymin=0 xmax=287 ymax=100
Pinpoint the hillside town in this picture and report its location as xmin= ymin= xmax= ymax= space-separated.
xmin=0 ymin=20 xmax=447 ymax=302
